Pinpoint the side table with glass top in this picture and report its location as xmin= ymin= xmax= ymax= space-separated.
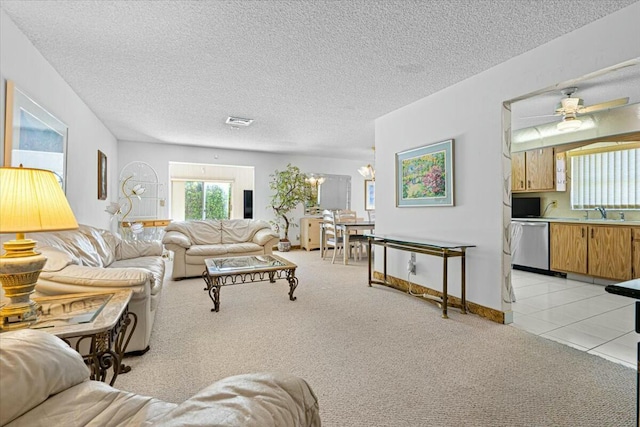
xmin=1 ymin=290 xmax=137 ymax=386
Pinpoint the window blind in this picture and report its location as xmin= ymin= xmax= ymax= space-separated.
xmin=570 ymin=148 xmax=639 ymax=209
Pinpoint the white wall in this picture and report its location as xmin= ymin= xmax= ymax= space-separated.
xmin=375 ymin=3 xmax=640 ymax=313
xmin=118 ymin=140 xmax=366 ymax=244
xmin=1 ymin=10 xmax=118 ymax=230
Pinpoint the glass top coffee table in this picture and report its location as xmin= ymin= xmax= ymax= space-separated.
xmin=202 ymin=254 xmax=298 ymax=312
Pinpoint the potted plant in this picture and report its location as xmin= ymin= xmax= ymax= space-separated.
xmin=268 ymin=164 xmax=310 ymax=251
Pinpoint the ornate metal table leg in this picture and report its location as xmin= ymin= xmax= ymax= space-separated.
xmin=269 ymin=271 xmax=276 ymax=283
xmin=75 ymin=333 xmax=120 ymax=386
xmin=208 ymin=277 xmax=221 ymax=312
xmin=115 ymin=311 xmax=137 ymax=375
xmin=287 ymin=268 xmax=298 ymax=301
xmin=202 ymin=270 xmax=212 ymax=291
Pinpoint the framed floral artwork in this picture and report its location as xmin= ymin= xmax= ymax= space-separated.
xmin=396 ymin=139 xmax=454 ymax=207
xmin=364 ymin=179 xmax=375 ymax=211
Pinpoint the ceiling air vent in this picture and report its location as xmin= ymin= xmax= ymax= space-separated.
xmin=226 ymin=116 xmax=254 ymax=127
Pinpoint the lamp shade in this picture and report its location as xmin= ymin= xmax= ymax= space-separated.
xmin=0 ymin=167 xmax=78 ymax=233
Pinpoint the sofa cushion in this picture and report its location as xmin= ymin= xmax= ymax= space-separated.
xmin=165 ymin=220 xmax=223 ymax=245
xmin=147 ymin=372 xmax=321 ymax=427
xmin=186 ymin=244 xmax=230 ymax=257
xmin=111 ymin=257 xmax=165 ymax=298
xmin=39 ymin=246 xmax=77 ymax=272
xmin=39 ymin=264 xmax=150 ymax=287
xmin=0 ymin=329 xmax=90 ymax=426
xmin=117 ymin=239 xmax=163 ymax=260
xmin=221 ymin=219 xmax=273 ymax=244
xmin=224 ymin=242 xmax=264 ymax=254
xmin=29 ymin=229 xmax=104 ymax=267
xmin=78 ymin=224 xmax=119 ymax=266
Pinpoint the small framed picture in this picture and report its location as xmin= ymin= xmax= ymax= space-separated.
xmin=98 ymin=150 xmax=107 ymax=200
xmin=365 ymin=179 xmax=375 ymax=211
xmin=396 ymin=139 xmax=454 ymax=207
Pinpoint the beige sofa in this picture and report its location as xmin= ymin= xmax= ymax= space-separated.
xmin=162 ymin=219 xmax=280 ymax=280
xmin=6 ymin=224 xmax=165 ymax=354
xmin=0 ymin=329 xmax=321 ymax=427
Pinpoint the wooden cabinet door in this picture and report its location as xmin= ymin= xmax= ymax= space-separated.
xmin=300 ymin=218 xmax=321 ymax=251
xmin=633 ymin=228 xmax=640 ymax=279
xmin=550 ymin=223 xmax=587 ymax=274
xmin=526 ymin=147 xmax=555 ymax=191
xmin=511 ymin=151 xmax=526 ymax=191
xmin=588 ymin=225 xmax=632 ymax=281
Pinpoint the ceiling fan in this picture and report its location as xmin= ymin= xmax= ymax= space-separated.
xmin=527 ymin=87 xmax=629 ymax=132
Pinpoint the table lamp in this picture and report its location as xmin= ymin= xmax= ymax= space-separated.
xmin=0 ymin=166 xmax=78 ymax=330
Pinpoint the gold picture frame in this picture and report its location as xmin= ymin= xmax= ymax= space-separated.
xmin=98 ymin=150 xmax=107 ymax=200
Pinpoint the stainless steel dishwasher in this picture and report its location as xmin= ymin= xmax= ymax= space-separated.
xmin=511 ymin=220 xmax=549 ymax=271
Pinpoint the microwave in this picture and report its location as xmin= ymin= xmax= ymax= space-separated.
xmin=512 ymin=197 xmax=541 ymax=218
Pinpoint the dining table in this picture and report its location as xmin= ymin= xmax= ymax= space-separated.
xmin=320 ymin=220 xmax=375 ymax=265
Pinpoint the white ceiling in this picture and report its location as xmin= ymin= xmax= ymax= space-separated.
xmin=1 ymin=0 xmax=637 ymax=160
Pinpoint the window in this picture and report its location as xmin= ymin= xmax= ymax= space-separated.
xmin=184 ymin=181 xmax=231 ymax=220
xmin=570 ymin=147 xmax=639 ymax=210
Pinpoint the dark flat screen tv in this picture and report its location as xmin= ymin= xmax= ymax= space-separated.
xmin=512 ymin=197 xmax=541 ymax=218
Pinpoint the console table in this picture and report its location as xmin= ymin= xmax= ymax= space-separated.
xmin=365 ymin=234 xmax=475 ymax=318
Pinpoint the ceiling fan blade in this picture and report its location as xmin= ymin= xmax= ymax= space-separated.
xmin=518 ymin=113 xmax=560 ymax=120
xmin=578 ymin=97 xmax=629 ymax=114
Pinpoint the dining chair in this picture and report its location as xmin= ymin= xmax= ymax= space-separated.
xmin=335 ymin=210 xmax=368 ymax=260
xmin=322 ymin=210 xmax=362 ymax=263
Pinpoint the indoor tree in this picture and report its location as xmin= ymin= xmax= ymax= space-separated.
xmin=268 ymin=164 xmax=311 ymax=249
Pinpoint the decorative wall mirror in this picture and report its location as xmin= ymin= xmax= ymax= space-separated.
xmin=308 ymin=173 xmax=351 ymax=211
xmin=3 ymin=80 xmax=68 ymax=190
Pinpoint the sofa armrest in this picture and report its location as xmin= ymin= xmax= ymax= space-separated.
xmin=146 ymin=372 xmax=320 ymax=427
xmin=117 ymin=240 xmax=163 ymax=260
xmin=253 ymin=228 xmax=279 ymax=246
xmin=161 ymin=231 xmax=191 ymax=249
xmin=0 ymin=330 xmax=90 ymax=426
xmin=39 ymin=264 xmax=150 ymax=287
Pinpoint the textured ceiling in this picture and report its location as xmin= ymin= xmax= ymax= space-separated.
xmin=1 ymin=0 xmax=637 ymax=159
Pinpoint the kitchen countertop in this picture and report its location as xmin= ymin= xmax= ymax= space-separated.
xmin=512 ymin=217 xmax=640 ymax=226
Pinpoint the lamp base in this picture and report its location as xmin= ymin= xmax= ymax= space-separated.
xmin=0 ymin=241 xmax=46 ymax=330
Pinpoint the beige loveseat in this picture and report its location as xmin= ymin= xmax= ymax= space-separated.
xmin=0 ymin=329 xmax=321 ymax=427
xmin=162 ymin=219 xmax=279 ymax=280
xmin=3 ymin=224 xmax=165 ymax=354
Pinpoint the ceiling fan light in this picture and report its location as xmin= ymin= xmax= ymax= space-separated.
xmin=557 ymin=117 xmax=582 ymax=132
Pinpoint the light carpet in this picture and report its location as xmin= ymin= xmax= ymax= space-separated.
xmin=116 ymin=250 xmax=636 ymax=426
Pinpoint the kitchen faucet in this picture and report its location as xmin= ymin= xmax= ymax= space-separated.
xmin=594 ymin=206 xmax=607 ymax=219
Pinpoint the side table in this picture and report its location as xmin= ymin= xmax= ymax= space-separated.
xmin=14 ymin=290 xmax=136 ymax=386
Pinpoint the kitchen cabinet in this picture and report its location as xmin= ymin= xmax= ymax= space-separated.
xmin=511 ymin=151 xmax=526 ymax=191
xmin=512 ymin=147 xmax=555 ymax=192
xmin=300 ymin=217 xmax=322 ymax=251
xmin=551 ymin=222 xmax=632 ymax=281
xmin=632 ymin=227 xmax=640 ymax=279
xmin=550 ymin=223 xmax=587 ymax=274
xmin=588 ymin=225 xmax=631 ymax=281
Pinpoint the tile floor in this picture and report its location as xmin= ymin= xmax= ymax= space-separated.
xmin=510 ymin=269 xmax=638 ymax=369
